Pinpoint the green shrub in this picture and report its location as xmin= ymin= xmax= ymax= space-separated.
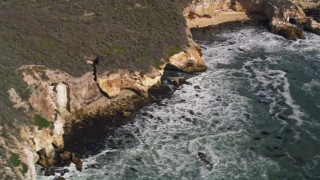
xmin=34 ymin=115 xmax=52 ymax=130
xmin=9 ymin=153 xmax=21 ymax=167
xmin=168 ymin=46 xmax=183 ymax=57
xmin=20 ymin=163 xmax=28 ymax=176
xmin=152 ymin=60 xmax=165 ymax=70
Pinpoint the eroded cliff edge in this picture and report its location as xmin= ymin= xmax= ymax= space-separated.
xmin=0 ymin=0 xmax=319 ymax=179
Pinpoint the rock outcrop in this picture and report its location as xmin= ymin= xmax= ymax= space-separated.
xmin=182 ymin=0 xmax=320 ymax=39
xmin=168 ymin=28 xmax=207 ymax=72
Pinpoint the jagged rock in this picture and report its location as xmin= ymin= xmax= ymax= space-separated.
xmin=306 ymin=18 xmax=320 ymax=35
xmin=183 ymin=0 xmax=318 ymax=40
xmin=183 ymin=0 xmax=233 ymax=18
xmin=197 ymin=152 xmax=213 ymax=171
xmin=270 ymin=22 xmax=305 ymax=40
xmin=44 ymin=169 xmax=55 ymax=176
xmin=97 ymin=73 xmax=122 ymax=98
xmin=97 ymin=68 xmax=164 ymax=98
xmin=60 ymin=169 xmax=70 ymax=176
xmin=173 ymin=77 xmax=190 ymax=87
xmin=71 ymin=153 xmax=83 ymax=172
xmin=169 ymin=46 xmax=206 ymax=72
xmin=37 ymin=146 xmax=55 ymax=168
xmin=168 ymin=28 xmax=206 ymax=72
xmin=58 ymin=151 xmax=72 ymax=167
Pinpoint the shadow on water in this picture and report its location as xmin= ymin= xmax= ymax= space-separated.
xmin=63 ymin=69 xmax=197 ymax=158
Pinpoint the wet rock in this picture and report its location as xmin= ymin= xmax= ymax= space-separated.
xmin=271 ymin=24 xmax=305 ymax=40
xmin=135 ymin=157 xmax=143 ymax=162
xmin=58 ymin=151 xmax=72 ymax=167
xmin=55 ymin=177 xmax=66 ymax=180
xmin=37 ymin=147 xmax=56 ymax=168
xmin=60 ymin=169 xmax=69 ymax=176
xmin=197 ymin=152 xmax=213 ymax=171
xmin=172 ymin=77 xmax=189 ymax=87
xmin=197 ymin=152 xmax=206 ymax=160
xmin=305 ymin=19 xmax=320 ymax=35
xmin=71 ymin=153 xmax=83 ymax=172
xmin=192 ymin=118 xmax=198 ymax=125
xmin=216 ymin=96 xmax=222 ymax=101
xmin=188 ymin=110 xmax=195 ymax=115
xmin=129 ymin=167 xmax=138 ymax=172
xmin=44 ymin=168 xmax=55 ymax=176
xmin=141 ymin=112 xmax=154 ymax=118
xmin=243 ymin=113 xmax=251 ymax=119
xmin=226 ymin=127 xmax=233 ymax=131
xmin=185 ymin=118 xmax=193 ymax=123
xmin=90 ymin=164 xmax=102 ymax=169
xmin=238 ymin=47 xmax=245 ymax=51
xmin=194 ymin=85 xmax=201 ymax=90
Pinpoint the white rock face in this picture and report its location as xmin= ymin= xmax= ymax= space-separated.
xmin=53 ymin=116 xmax=65 ymax=148
xmin=56 ymin=83 xmax=68 ymax=110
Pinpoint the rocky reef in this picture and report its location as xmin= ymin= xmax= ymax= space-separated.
xmin=0 ymin=0 xmax=319 ymax=179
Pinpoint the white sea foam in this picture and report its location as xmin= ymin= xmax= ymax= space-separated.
xmin=250 ymin=66 xmax=305 ymax=125
xmin=302 ymin=79 xmax=320 ymax=96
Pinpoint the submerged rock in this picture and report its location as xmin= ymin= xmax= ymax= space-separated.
xmin=44 ymin=169 xmax=55 ymax=176
xmin=197 ymin=152 xmax=213 ymax=171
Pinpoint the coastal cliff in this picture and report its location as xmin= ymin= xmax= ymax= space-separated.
xmin=183 ymin=0 xmax=320 ymax=39
xmin=0 ymin=0 xmax=319 ymax=179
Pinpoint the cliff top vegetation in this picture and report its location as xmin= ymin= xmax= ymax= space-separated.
xmin=0 ymin=0 xmax=188 ymax=126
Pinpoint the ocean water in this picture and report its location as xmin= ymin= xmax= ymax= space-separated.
xmin=39 ymin=26 xmax=320 ymax=179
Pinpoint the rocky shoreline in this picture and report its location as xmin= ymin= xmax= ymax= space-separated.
xmin=1 ymin=0 xmax=320 ymax=179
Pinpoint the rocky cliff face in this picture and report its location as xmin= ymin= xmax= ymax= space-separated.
xmin=1 ymin=0 xmax=319 ymax=179
xmin=182 ymin=0 xmax=320 ymax=39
